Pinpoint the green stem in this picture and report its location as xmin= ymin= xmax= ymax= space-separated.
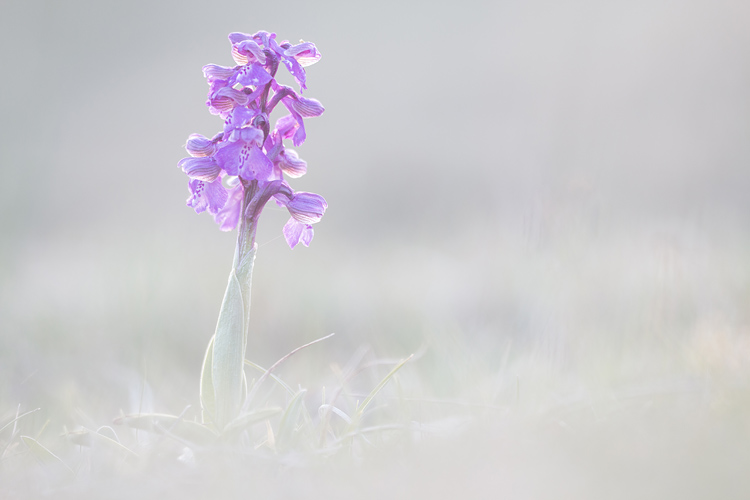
xmin=200 ymin=183 xmax=258 ymax=430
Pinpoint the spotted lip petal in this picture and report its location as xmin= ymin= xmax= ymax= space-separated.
xmin=231 ymin=63 xmax=273 ymax=88
xmin=187 ymin=178 xmax=228 ymax=215
xmin=240 ymin=144 xmax=274 ymax=182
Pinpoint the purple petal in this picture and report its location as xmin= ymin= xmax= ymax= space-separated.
xmin=282 ymin=218 xmax=314 ymax=248
xmin=286 ymin=96 xmax=324 ymax=118
xmin=233 ymin=40 xmax=266 ymax=65
xmin=228 ymin=32 xmax=252 ymax=44
xmin=187 ymin=178 xmax=228 ymax=215
xmin=223 ymin=106 xmax=256 ymax=137
xmin=212 ymin=87 xmax=249 ymax=106
xmin=207 ymin=87 xmax=248 ymax=115
xmin=300 ymin=225 xmax=314 ymax=246
xmin=283 ymin=218 xmax=303 ymax=248
xmin=214 ymin=140 xmax=244 ymax=176
xmin=284 ymin=42 xmax=321 ymax=67
xmin=266 ymin=35 xmax=287 ymax=59
xmin=214 ymin=185 xmax=243 ymax=231
xmin=292 ymin=125 xmax=306 ymax=147
xmin=273 ymin=114 xmax=299 ymax=140
xmin=282 ymin=57 xmax=307 ymax=90
xmin=203 ymin=64 xmax=235 ymax=83
xmin=237 ymin=127 xmax=264 ymax=145
xmin=179 ymin=156 xmax=221 ymax=181
xmin=277 ymin=149 xmax=307 ymax=178
xmin=240 ymin=144 xmax=274 ymax=181
xmin=232 ymin=63 xmax=273 ymax=88
xmin=286 ymin=192 xmax=327 ymax=224
xmin=185 ymin=133 xmax=216 ymax=157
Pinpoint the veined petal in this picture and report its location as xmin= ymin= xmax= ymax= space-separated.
xmin=284 ymin=42 xmax=321 ymax=67
xmin=207 ymin=87 xmax=248 ymax=115
xmin=277 ymin=149 xmax=307 ymax=178
xmin=203 ymin=64 xmax=235 ymax=83
xmin=283 ymin=218 xmax=314 ymax=248
xmin=185 ymin=133 xmax=216 ymax=157
xmin=213 ymin=87 xmax=249 ymax=106
xmin=233 ymin=40 xmax=266 ymax=65
xmin=286 ymin=192 xmax=327 ymax=224
xmin=286 ymin=96 xmax=324 ymax=117
xmin=179 ymin=156 xmax=221 ymax=181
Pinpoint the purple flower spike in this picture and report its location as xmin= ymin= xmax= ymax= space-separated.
xmin=178 ymin=30 xmax=327 ymax=248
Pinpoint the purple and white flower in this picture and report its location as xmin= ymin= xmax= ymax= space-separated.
xmin=178 ymin=31 xmax=326 ymax=248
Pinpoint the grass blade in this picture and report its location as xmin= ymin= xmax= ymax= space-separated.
xmin=275 ymin=389 xmax=307 ymax=451
xmin=21 ymin=435 xmax=74 ymax=475
xmin=350 ymin=354 xmax=414 ymax=429
xmin=244 ymin=333 xmax=335 ymax=409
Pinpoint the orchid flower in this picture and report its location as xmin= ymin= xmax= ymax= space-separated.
xmin=179 ymin=30 xmax=326 ymax=249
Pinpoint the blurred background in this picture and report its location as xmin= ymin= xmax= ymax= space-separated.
xmin=1 ymin=0 xmax=750 ymax=497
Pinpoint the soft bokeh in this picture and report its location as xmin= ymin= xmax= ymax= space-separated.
xmin=2 ymin=0 xmax=750 ymax=498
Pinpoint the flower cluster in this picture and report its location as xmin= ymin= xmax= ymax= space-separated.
xmin=178 ymin=31 xmax=327 ymax=248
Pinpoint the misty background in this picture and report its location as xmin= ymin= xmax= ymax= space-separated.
xmin=1 ymin=1 xmax=749 ymax=493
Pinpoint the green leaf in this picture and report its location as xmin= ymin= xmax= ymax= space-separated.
xmin=212 ymin=269 xmax=246 ymax=430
